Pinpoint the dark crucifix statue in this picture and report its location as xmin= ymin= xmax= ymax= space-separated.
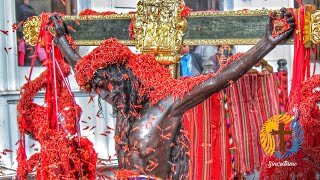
xmin=50 ymin=9 xmax=294 ymax=180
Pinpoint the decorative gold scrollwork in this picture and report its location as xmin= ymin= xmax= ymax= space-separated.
xmin=311 ymin=11 xmax=320 ymax=45
xmin=23 ymin=16 xmax=41 ymax=46
xmin=63 ymin=14 xmax=134 ymax=20
xmin=133 ymin=0 xmax=187 ymax=65
xmin=75 ymin=40 xmax=135 ymax=46
xmin=304 ymin=5 xmax=316 ymax=48
xmin=189 ymin=9 xmax=270 ymax=17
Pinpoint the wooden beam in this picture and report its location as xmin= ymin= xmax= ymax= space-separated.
xmin=63 ymin=9 xmax=293 ymax=46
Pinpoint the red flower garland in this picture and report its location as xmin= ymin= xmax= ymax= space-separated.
xmin=114 ymin=169 xmax=140 ymax=179
xmin=79 ymin=9 xmax=117 ymax=16
xmin=16 ymin=13 xmax=97 ymax=180
xmin=75 ymin=38 xmax=222 ymax=106
xmin=296 ymin=75 xmax=320 ymax=167
xmin=180 ymin=5 xmax=192 ymax=18
xmin=65 ymin=34 xmax=76 ymax=50
xmin=75 ymin=38 xmax=132 ymax=92
xmin=75 ymin=38 xmax=244 ymax=106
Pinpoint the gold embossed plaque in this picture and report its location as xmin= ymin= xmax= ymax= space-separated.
xmin=133 ymin=0 xmax=187 ymax=65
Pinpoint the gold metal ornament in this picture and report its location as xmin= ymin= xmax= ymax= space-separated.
xmin=189 ymin=9 xmax=270 ymax=17
xmin=311 ymin=11 xmax=320 ymax=45
xmin=304 ymin=5 xmax=316 ymax=48
xmin=23 ymin=16 xmax=41 ymax=46
xmin=133 ymin=0 xmax=187 ymax=65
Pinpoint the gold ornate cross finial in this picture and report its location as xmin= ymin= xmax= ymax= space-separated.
xmin=133 ymin=0 xmax=187 ymax=65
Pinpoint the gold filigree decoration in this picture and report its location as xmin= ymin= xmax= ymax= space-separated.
xmin=63 ymin=14 xmax=133 ymax=21
xmin=75 ymin=40 xmax=135 ymax=46
xmin=23 ymin=16 xmax=41 ymax=46
xmin=304 ymin=5 xmax=316 ymax=48
xmin=63 ymin=10 xmax=276 ymax=27
xmin=311 ymin=11 xmax=320 ymax=45
xmin=168 ymin=64 xmax=178 ymax=79
xmin=190 ymin=9 xmax=271 ymax=17
xmin=133 ymin=0 xmax=187 ymax=65
xmin=184 ymin=39 xmax=293 ymax=45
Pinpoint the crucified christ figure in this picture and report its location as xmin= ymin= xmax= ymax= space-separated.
xmin=50 ymin=8 xmax=294 ymax=179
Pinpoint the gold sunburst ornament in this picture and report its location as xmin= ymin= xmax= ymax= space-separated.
xmin=23 ymin=16 xmax=41 ymax=46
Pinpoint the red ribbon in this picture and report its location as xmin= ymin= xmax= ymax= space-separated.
xmin=17 ymin=13 xmax=95 ymax=179
xmin=290 ymin=6 xmax=317 ymax=106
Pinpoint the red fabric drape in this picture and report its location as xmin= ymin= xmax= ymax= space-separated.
xmin=290 ymin=6 xmax=317 ymax=105
xmin=184 ymin=73 xmax=281 ymax=179
xmin=184 ymin=93 xmax=231 ymax=179
xmin=227 ymin=74 xmax=280 ymax=177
